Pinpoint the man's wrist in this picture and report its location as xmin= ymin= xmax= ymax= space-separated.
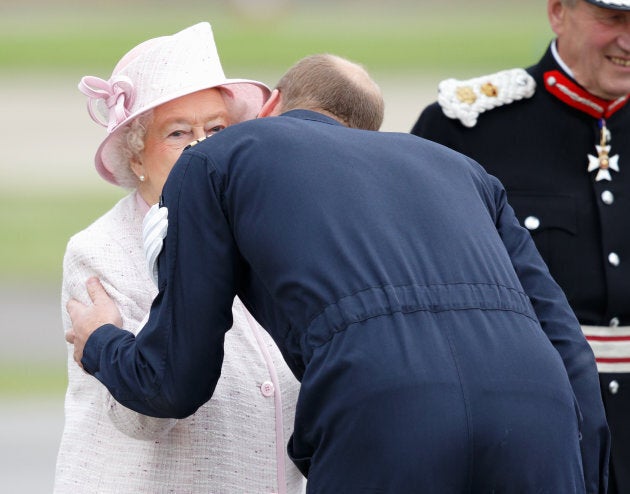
xmin=81 ymin=324 xmax=125 ymax=375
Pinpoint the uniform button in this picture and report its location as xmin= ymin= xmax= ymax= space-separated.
xmin=609 ymin=380 xmax=620 ymax=395
xmin=601 ymin=190 xmax=614 ymax=205
xmin=608 ymin=252 xmax=620 ymax=267
xmin=260 ymin=381 xmax=275 ymax=397
xmin=610 ymin=317 xmax=620 ymax=328
xmin=524 ymin=216 xmax=540 ymax=231
xmin=547 ymin=75 xmax=557 ymax=86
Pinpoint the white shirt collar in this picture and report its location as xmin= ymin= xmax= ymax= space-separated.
xmin=551 ymin=39 xmax=575 ymax=78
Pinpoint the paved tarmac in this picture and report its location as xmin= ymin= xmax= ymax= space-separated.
xmin=0 ymin=397 xmax=63 ymax=493
xmin=0 ymin=71 xmax=438 ymax=190
xmin=0 ymin=284 xmax=65 ymax=493
xmin=0 ymin=71 xmax=438 ymax=493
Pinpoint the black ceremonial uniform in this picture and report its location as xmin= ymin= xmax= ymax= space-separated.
xmin=412 ymin=43 xmax=630 ymax=493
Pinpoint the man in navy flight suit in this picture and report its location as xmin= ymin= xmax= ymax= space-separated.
xmin=67 ymin=54 xmax=609 ymax=493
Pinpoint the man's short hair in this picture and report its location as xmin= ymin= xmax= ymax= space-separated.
xmin=275 ymin=54 xmax=384 ymax=131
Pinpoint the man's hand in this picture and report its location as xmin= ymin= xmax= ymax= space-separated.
xmin=65 ymin=277 xmax=123 ymax=367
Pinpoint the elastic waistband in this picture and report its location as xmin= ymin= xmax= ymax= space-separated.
xmin=303 ymin=282 xmax=536 ymax=361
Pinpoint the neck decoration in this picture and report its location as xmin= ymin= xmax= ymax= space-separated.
xmin=544 ymin=70 xmax=628 ymax=182
xmin=587 ymin=119 xmax=619 ymax=182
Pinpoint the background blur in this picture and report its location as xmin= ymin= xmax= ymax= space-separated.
xmin=0 ymin=0 xmax=551 ymax=491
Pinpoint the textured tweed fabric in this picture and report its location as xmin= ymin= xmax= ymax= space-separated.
xmin=54 ymin=192 xmax=304 ymax=494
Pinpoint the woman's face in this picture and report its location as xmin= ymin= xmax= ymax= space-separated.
xmin=132 ymin=88 xmax=229 ymax=205
xmin=549 ymin=0 xmax=630 ymax=100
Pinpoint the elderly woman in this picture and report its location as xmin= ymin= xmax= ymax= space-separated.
xmin=54 ymin=22 xmax=304 ymax=494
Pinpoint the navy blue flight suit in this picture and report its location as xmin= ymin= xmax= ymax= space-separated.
xmin=82 ymin=110 xmax=608 ymax=493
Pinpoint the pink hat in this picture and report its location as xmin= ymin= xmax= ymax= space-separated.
xmin=78 ymin=22 xmax=270 ymax=186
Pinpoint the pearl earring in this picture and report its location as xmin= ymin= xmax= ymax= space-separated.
xmin=139 ymin=175 xmax=145 ymax=182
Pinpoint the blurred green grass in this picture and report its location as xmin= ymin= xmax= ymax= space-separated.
xmin=0 ymin=362 xmax=67 ymax=396
xmin=1 ymin=3 xmax=552 ymax=284
xmin=0 ymin=1 xmax=552 ymax=284
xmin=0 ymin=188 xmax=125 ymax=284
xmin=0 ymin=1 xmax=551 ymax=75
xmin=1 ymin=1 xmax=552 ymax=395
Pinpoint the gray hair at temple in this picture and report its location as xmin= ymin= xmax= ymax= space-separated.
xmin=275 ymin=54 xmax=385 ymax=131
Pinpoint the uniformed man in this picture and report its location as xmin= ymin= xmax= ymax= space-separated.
xmin=67 ymin=54 xmax=608 ymax=493
xmin=412 ymin=1 xmax=630 ymax=492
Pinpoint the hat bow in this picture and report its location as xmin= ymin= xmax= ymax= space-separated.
xmin=79 ymin=75 xmax=136 ymax=132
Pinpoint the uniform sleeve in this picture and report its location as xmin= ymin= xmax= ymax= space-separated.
xmin=410 ymin=102 xmax=438 ymax=136
xmin=489 ymin=173 xmax=610 ymax=494
xmin=63 ymin=230 xmax=178 ymax=439
xmin=82 ymin=151 xmax=238 ymax=419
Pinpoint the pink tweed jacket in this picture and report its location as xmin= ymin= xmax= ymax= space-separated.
xmin=54 ymin=192 xmax=305 ymax=494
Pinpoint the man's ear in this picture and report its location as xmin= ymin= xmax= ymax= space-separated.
xmin=547 ymin=0 xmax=565 ymax=37
xmin=258 ymin=89 xmax=282 ymax=118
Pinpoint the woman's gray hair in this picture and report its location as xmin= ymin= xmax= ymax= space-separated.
xmin=112 ymin=87 xmax=241 ymax=190
xmin=115 ymin=110 xmax=154 ymax=189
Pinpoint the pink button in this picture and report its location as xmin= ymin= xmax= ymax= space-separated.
xmin=260 ymin=381 xmax=275 ymax=397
